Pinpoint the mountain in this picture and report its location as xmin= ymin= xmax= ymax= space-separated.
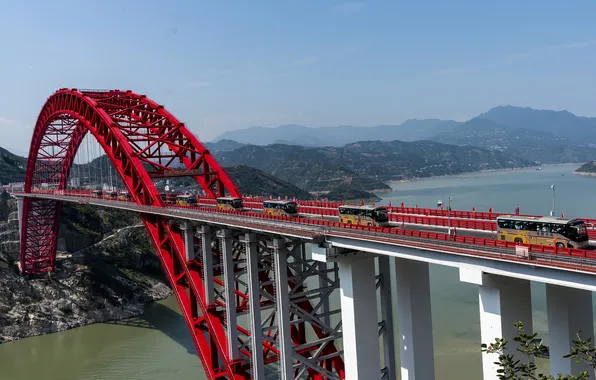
xmin=204 ymin=139 xmax=247 ymax=152
xmin=215 ymin=144 xmax=391 ymax=192
xmin=212 ymin=120 xmax=461 ymax=147
xmin=575 ymin=161 xmax=596 ymax=175
xmin=0 ymin=147 xmax=26 ymax=184
xmin=478 ymin=105 xmax=596 ymax=144
xmin=223 ymin=165 xmax=312 ymax=199
xmin=214 ymin=140 xmax=530 ymax=191
xmin=431 ymin=117 xmax=596 ymax=164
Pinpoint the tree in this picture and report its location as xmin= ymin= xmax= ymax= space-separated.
xmin=481 ymin=321 xmax=596 ymax=379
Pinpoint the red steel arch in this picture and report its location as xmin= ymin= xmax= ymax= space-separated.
xmin=20 ymin=89 xmax=248 ymax=379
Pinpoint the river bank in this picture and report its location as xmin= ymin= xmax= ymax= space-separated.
xmin=0 ymin=200 xmax=172 ymax=344
xmin=386 ymin=162 xmax=581 ymax=185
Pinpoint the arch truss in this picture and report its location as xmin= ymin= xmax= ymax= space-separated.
xmin=20 ymin=89 xmax=345 ymax=379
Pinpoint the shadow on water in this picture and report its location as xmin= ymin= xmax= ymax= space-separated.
xmin=103 ymin=300 xmax=197 ymax=356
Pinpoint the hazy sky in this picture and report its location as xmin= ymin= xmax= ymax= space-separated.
xmin=1 ymin=0 xmax=595 ymax=155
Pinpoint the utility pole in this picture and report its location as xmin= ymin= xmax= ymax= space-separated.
xmin=448 ymin=197 xmax=452 ymax=237
xmin=551 ymin=184 xmax=555 ymax=217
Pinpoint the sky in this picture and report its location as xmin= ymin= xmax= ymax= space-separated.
xmin=1 ymin=0 xmax=596 ymax=155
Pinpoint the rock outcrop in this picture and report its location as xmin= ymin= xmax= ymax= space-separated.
xmin=0 ymin=196 xmax=172 ymax=343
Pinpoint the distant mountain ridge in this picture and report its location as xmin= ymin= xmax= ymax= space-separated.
xmin=211 ymin=105 xmax=596 ymax=164
xmin=212 ymin=120 xmax=461 ymax=147
xmin=213 ymin=140 xmax=531 ymax=192
xmin=477 ymin=105 xmax=596 ymax=144
xmin=430 ymin=117 xmax=596 ymax=164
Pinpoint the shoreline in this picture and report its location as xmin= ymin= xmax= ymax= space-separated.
xmin=574 ymin=171 xmax=596 ymax=177
xmin=386 ymin=163 xmax=581 ymax=185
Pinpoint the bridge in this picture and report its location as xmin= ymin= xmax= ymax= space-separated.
xmin=11 ymin=88 xmax=596 ymax=379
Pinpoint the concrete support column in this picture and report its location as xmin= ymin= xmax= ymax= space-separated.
xmin=378 ymin=256 xmax=397 ymax=380
xmin=318 ymin=261 xmax=331 ymax=328
xmin=271 ymin=238 xmax=293 ymax=380
xmin=180 ymin=222 xmax=195 ymax=262
xmin=546 ymin=284 xmax=594 ymax=376
xmin=395 ymin=258 xmax=435 ymax=380
xmin=198 ymin=225 xmax=215 ymax=306
xmin=242 ymin=232 xmax=265 ymax=379
xmin=17 ymin=197 xmax=23 ymax=238
xmin=337 ymin=254 xmax=381 ymax=380
xmin=460 ymin=269 xmax=533 ymax=380
xmin=217 ymin=229 xmax=239 ymax=360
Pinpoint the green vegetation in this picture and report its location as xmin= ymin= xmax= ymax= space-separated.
xmin=433 ymin=117 xmax=596 ymax=164
xmin=224 ymin=165 xmax=312 ymax=199
xmin=575 ymin=161 xmax=596 ymax=174
xmin=0 ymin=147 xmax=26 ymax=184
xmin=324 ymin=187 xmax=381 ymax=202
xmin=59 ymin=203 xmax=141 ymax=252
xmin=483 ymin=321 xmax=595 ymax=379
xmin=214 ymin=140 xmax=530 ymax=191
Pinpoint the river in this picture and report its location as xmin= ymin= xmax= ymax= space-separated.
xmin=1 ymin=164 xmax=594 ymax=379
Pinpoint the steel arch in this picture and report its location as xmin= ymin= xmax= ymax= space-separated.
xmin=20 ymin=89 xmax=248 ymax=379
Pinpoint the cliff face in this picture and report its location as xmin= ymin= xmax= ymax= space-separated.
xmin=0 ymin=196 xmax=171 ymax=343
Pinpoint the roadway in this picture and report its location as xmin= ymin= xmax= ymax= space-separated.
xmin=198 ymin=203 xmax=596 ymax=249
xmin=19 ymin=192 xmax=596 ymax=276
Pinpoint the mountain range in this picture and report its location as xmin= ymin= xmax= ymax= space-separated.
xmin=210 ymin=105 xmax=596 ymax=164
xmin=213 ymin=140 xmax=530 ymax=192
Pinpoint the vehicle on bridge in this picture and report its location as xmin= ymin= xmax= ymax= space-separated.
xmin=92 ymin=189 xmax=103 ymax=198
xmin=263 ymin=200 xmax=298 ymax=216
xmin=176 ymin=194 xmax=197 ymax=207
xmin=338 ymin=205 xmax=390 ymax=227
xmin=217 ymin=196 xmax=243 ymax=211
xmin=118 ymin=191 xmax=131 ymax=201
xmin=496 ymin=215 xmax=590 ymax=249
xmin=104 ymin=191 xmax=118 ymax=200
xmin=159 ymin=192 xmax=177 ymax=204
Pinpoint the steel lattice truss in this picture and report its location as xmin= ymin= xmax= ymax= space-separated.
xmin=200 ymin=231 xmax=345 ymax=378
xmin=20 ymin=89 xmax=346 ymax=379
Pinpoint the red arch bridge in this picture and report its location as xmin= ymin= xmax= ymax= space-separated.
xmin=12 ymin=89 xmax=596 ymax=380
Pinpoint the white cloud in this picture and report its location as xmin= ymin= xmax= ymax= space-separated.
xmin=0 ymin=116 xmax=15 ymax=125
xmin=334 ymin=1 xmax=367 ymax=14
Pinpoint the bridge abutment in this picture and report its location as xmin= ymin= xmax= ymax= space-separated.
xmin=546 ymin=284 xmax=594 ymax=376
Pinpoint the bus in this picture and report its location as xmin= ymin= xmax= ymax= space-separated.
xmin=338 ymin=205 xmax=389 ymax=227
xmin=216 ymin=197 xmax=243 ymax=211
xmin=176 ymin=194 xmax=197 ymax=206
xmin=92 ymin=189 xmax=103 ymax=198
xmin=263 ymin=200 xmax=298 ymax=217
xmin=496 ymin=215 xmax=589 ymax=249
xmin=105 ymin=191 xmax=118 ymax=200
xmin=118 ymin=191 xmax=131 ymax=201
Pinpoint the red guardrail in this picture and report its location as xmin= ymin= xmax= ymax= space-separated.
xmin=29 ymin=190 xmax=596 ymax=238
xmin=23 ymin=190 xmax=596 ymax=263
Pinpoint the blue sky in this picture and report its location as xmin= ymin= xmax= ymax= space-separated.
xmin=0 ymin=0 xmax=595 ymax=155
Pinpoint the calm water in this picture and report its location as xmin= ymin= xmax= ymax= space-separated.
xmin=1 ymin=164 xmax=595 ymax=379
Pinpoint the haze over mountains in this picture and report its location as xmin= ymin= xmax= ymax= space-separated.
xmin=210 ymin=105 xmax=596 ymax=164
